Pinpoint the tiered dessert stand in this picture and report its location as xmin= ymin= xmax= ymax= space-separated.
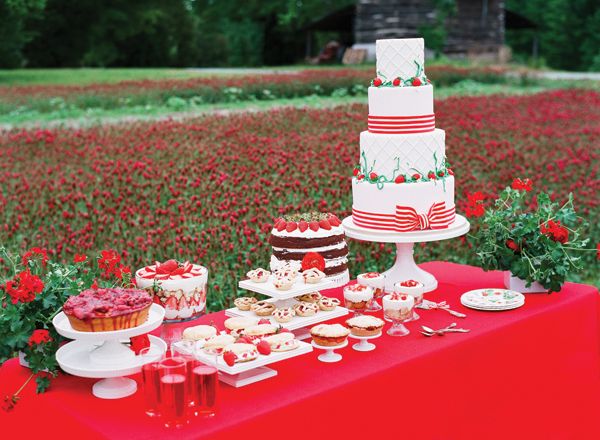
xmin=173 ymin=339 xmax=313 ymax=387
xmin=343 ymin=215 xmax=470 ymax=293
xmin=53 ymin=304 xmax=166 ymax=399
xmin=225 ymin=276 xmax=349 ymax=340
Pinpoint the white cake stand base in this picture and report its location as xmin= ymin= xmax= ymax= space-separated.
xmin=311 ymin=340 xmax=348 ymax=363
xmin=92 ymin=377 xmax=138 ymax=399
xmin=348 ymin=332 xmax=382 ymax=352
xmin=342 ymin=215 xmax=470 ymax=293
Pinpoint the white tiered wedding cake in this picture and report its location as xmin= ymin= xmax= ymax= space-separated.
xmin=351 ymin=38 xmax=456 ymax=233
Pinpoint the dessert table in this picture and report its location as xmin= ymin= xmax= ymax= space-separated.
xmin=2 ymin=262 xmax=599 ymax=440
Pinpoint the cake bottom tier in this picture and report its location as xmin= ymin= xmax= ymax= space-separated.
xmin=352 ymin=176 xmax=455 ymax=232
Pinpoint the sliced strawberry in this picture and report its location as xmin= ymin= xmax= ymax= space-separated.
xmin=298 ymin=220 xmax=309 ymax=232
xmin=258 ymin=318 xmax=271 ymax=325
xmin=277 ymin=327 xmax=291 ymax=333
xmin=237 ymin=336 xmax=252 ymax=344
xmin=328 ymin=215 xmax=341 ymax=226
xmin=223 ymin=351 xmax=236 ymax=366
xmin=256 ymin=340 xmax=271 ymax=355
xmin=309 ymin=221 xmax=320 ymax=232
xmin=276 ymin=220 xmax=287 ymax=232
xmin=171 ymin=266 xmax=185 ymax=276
xmin=319 ymin=219 xmax=331 ymax=230
xmin=164 ymin=296 xmax=178 ymax=310
xmin=178 ymin=295 xmax=189 ymax=311
xmin=285 ymin=222 xmax=298 ymax=233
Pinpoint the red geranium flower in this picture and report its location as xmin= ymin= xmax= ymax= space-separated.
xmin=98 ymin=249 xmax=122 ymax=279
xmin=301 ymin=252 xmax=325 ymax=272
xmin=465 ymin=192 xmax=486 ymax=218
xmin=4 ymin=269 xmax=44 ymax=304
xmin=506 ymin=239 xmax=520 ymax=252
xmin=73 ymin=254 xmax=87 ymax=263
xmin=28 ymin=329 xmax=52 ymax=347
xmin=22 ymin=247 xmax=48 ymax=267
xmin=512 ymin=178 xmax=533 ymax=192
xmin=540 ymin=219 xmax=569 ymax=244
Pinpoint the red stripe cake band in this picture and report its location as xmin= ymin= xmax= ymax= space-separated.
xmin=352 ymin=202 xmax=455 ymax=232
xmin=368 ymin=114 xmax=435 ymax=134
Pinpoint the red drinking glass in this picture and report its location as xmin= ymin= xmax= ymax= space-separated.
xmin=158 ymin=356 xmax=189 ymax=428
xmin=191 ymin=364 xmax=219 ymax=417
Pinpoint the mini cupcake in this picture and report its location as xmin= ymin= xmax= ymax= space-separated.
xmin=234 ymin=296 xmax=258 ymax=311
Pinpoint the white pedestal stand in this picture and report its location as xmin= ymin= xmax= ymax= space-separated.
xmin=348 ymin=332 xmax=382 ymax=352
xmin=343 ymin=215 xmax=470 ymax=293
xmin=53 ymin=304 xmax=166 ymax=399
xmin=311 ymin=340 xmax=348 ymax=363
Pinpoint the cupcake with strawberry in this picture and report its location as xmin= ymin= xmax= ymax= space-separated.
xmin=269 ymin=212 xmax=349 ymax=287
xmin=135 ymin=259 xmax=208 ymax=322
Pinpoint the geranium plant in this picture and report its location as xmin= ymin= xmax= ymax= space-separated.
xmin=469 ymin=179 xmax=590 ymax=292
xmin=0 ymin=247 xmax=132 ymax=410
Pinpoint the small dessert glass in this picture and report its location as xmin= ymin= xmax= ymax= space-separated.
xmin=383 ymin=295 xmax=414 ymax=337
xmin=343 ymin=286 xmax=373 ymax=316
xmin=404 ymin=292 xmax=423 ymax=321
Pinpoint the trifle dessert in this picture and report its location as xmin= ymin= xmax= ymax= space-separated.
xmin=357 ymin=272 xmax=385 ymax=311
xmin=343 ymin=283 xmax=374 ymax=315
xmin=269 ymin=212 xmax=349 ymax=287
xmin=394 ymin=279 xmax=425 ymax=321
xmin=136 ymin=259 xmax=208 ymax=322
xmin=63 ymin=288 xmax=153 ymax=332
xmin=382 ymin=293 xmax=414 ymax=337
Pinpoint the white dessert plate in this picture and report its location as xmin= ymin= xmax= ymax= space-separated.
xmin=460 ymin=289 xmax=525 ymax=311
xmin=172 ymin=339 xmax=313 ymax=376
xmin=238 ymin=276 xmax=336 ymax=300
xmin=53 ymin=304 xmax=165 ymax=341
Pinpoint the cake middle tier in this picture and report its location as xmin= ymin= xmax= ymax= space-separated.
xmin=359 ymin=129 xmax=446 ymax=178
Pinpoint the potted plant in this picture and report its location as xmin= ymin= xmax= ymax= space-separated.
xmin=0 ymin=247 xmax=132 ymax=411
xmin=468 ymin=178 xmax=590 ymax=293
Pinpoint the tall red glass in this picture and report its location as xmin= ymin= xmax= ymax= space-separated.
xmin=159 ymin=357 xmax=188 ymax=428
xmin=191 ymin=364 xmax=218 ymax=417
xmin=141 ymin=362 xmax=162 ymax=417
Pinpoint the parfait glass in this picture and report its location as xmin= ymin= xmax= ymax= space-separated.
xmin=158 ymin=356 xmax=189 ymax=428
xmin=343 ymin=285 xmax=373 ymax=317
xmin=383 ymin=294 xmax=414 ymax=337
xmin=404 ymin=292 xmax=423 ymax=322
xmin=140 ymin=347 xmax=165 ymax=417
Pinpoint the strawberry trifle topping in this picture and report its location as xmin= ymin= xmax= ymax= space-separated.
xmin=361 ymin=272 xmax=382 ymax=279
xmin=400 ymin=280 xmax=422 ymax=287
xmin=138 ymin=259 xmax=205 ymax=280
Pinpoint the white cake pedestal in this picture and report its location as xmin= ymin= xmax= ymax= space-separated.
xmin=53 ymin=304 xmax=166 ymax=399
xmin=311 ymin=340 xmax=348 ymax=363
xmin=343 ymin=215 xmax=470 ymax=293
xmin=348 ymin=332 xmax=382 ymax=352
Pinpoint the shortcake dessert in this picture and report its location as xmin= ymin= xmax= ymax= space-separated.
xmin=343 ymin=284 xmax=374 ymax=310
xmin=222 ymin=343 xmax=259 ymax=365
xmin=243 ymin=323 xmax=278 ymax=340
xmin=382 ymin=294 xmax=414 ymax=322
xmin=394 ymin=280 xmax=425 ymax=305
xmin=310 ymin=323 xmax=350 ymax=346
xmin=224 ymin=316 xmax=259 ymax=337
xmin=182 ymin=324 xmax=217 ymax=342
xmin=264 ymin=333 xmax=299 ymax=352
xmin=203 ymin=334 xmax=236 ymax=353
xmin=345 ymin=315 xmax=385 ymax=336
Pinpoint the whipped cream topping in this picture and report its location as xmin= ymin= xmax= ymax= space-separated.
xmin=394 ymin=280 xmax=425 ymax=296
xmin=343 ymin=284 xmax=374 ymax=301
xmin=223 ymin=343 xmax=259 ymax=358
xmin=265 ymin=332 xmax=295 ymax=345
xmin=271 ymin=240 xmax=347 ymax=253
xmin=357 ymin=272 xmax=385 ymax=290
xmin=382 ymin=294 xmax=414 ymax=310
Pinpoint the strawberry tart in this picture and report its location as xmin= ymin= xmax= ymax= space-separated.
xmin=63 ymin=288 xmax=152 ymax=332
xmin=269 ymin=212 xmax=350 ymax=287
xmin=135 ymin=259 xmax=208 ymax=322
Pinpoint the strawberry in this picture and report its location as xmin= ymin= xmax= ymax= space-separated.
xmin=161 ymin=259 xmax=179 ymax=272
xmin=258 ymin=318 xmax=271 ymax=325
xmin=178 ymin=295 xmax=189 ymax=311
xmin=236 ymin=336 xmax=252 ymax=344
xmin=393 ymin=77 xmax=401 ymax=86
xmin=309 ymin=221 xmax=320 ymax=232
xmin=223 ymin=351 xmax=236 ymax=366
xmin=357 ymin=173 xmax=365 ymax=180
xmin=395 ymin=175 xmax=405 ymax=184
xmin=319 ymin=219 xmax=331 ymax=230
xmin=164 ymin=296 xmax=178 ymax=311
xmin=328 ymin=215 xmax=341 ymax=226
xmin=286 ymin=222 xmax=298 ymax=233
xmin=352 ymin=167 xmax=360 ymax=176
xmin=298 ymin=220 xmax=309 ymax=232
xmin=437 ymin=170 xmax=445 ymax=177
xmin=369 ymin=172 xmax=378 ymax=181
xmin=412 ymin=77 xmax=422 ymax=86
xmin=256 ymin=340 xmax=271 ymax=355
xmin=372 ymin=77 xmax=382 ymax=87
xmin=171 ymin=266 xmax=185 ymax=275
xmin=412 ymin=173 xmax=421 ymax=180
xmin=276 ymin=220 xmax=287 ymax=232
xmin=277 ymin=326 xmax=291 ymax=333
xmin=428 ymin=171 xmax=436 ymax=179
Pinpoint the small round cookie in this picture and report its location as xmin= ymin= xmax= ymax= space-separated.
xmin=246 ymin=268 xmax=270 ymax=283
xmin=297 ymin=291 xmax=322 ymax=303
xmin=293 ymin=301 xmax=319 ymax=317
xmin=273 ymin=277 xmax=294 ymax=291
xmin=234 ymin=296 xmax=258 ymax=311
xmin=182 ymin=324 xmax=217 ymax=341
xmin=302 ymin=268 xmax=325 ymax=284
xmin=250 ymin=300 xmax=276 ymax=316
xmin=273 ymin=307 xmax=295 ymax=323
xmin=318 ymin=296 xmax=340 ymax=311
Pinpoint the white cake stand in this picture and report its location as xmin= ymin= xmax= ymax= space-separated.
xmin=348 ymin=332 xmax=382 ymax=352
xmin=53 ymin=304 xmax=166 ymax=399
xmin=343 ymin=215 xmax=470 ymax=293
xmin=311 ymin=340 xmax=348 ymax=363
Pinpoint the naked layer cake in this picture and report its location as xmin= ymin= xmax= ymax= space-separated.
xmin=63 ymin=288 xmax=153 ymax=332
xmin=269 ymin=212 xmax=349 ymax=287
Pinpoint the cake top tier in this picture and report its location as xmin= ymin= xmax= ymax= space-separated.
xmin=376 ymin=38 xmax=425 ymax=82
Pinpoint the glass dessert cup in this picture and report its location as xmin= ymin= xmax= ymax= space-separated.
xmin=140 ymin=347 xmax=165 ymax=417
xmin=344 ymin=298 xmax=370 ymax=316
xmin=404 ymin=293 xmax=423 ymax=322
xmin=158 ymin=356 xmax=190 ymax=428
xmin=365 ymin=290 xmax=383 ymax=312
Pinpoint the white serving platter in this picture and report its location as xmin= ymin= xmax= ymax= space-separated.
xmin=172 ymin=339 xmax=312 ymax=387
xmin=238 ymin=276 xmax=335 ymax=301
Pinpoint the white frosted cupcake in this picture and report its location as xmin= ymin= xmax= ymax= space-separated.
xmin=382 ymin=294 xmax=414 ymax=321
xmin=357 ymin=272 xmax=385 ymax=298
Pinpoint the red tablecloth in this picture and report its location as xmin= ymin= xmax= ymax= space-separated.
xmin=2 ymin=262 xmax=599 ymax=440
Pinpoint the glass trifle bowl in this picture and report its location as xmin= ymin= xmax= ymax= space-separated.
xmin=343 ymin=284 xmax=374 ymax=316
xmin=394 ymin=280 xmax=425 ymax=322
xmin=357 ymin=272 xmax=385 ymax=312
xmin=136 ymin=260 xmax=208 ymax=322
xmin=382 ymin=293 xmax=414 ymax=337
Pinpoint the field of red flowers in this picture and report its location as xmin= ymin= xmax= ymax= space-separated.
xmin=0 ymin=89 xmax=597 ymax=310
xmin=0 ymin=66 xmax=516 ymax=114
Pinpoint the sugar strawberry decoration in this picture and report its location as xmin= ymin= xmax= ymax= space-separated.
xmin=372 ymin=77 xmax=382 ymax=87
xmin=411 ymin=77 xmax=422 ymax=86
xmin=156 ymin=259 xmax=178 ymax=274
xmin=395 ymin=175 xmax=406 ymax=184
xmin=369 ymin=172 xmax=378 ymax=181
xmin=301 ymin=252 xmax=326 ymax=272
xmin=412 ymin=173 xmax=421 ymax=180
xmin=393 ymin=77 xmax=401 ymax=86
xmin=223 ymin=351 xmax=236 ymax=367
xmin=256 ymin=340 xmax=271 ymax=355
xmin=428 ymin=171 xmax=436 ymax=179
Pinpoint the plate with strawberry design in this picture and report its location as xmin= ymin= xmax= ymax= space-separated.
xmin=460 ymin=289 xmax=525 ymax=311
